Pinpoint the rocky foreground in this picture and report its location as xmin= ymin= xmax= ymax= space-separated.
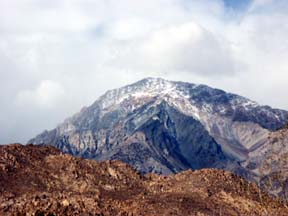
xmin=0 ymin=144 xmax=287 ymax=216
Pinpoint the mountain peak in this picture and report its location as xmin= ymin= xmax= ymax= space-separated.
xmin=133 ymin=77 xmax=196 ymax=90
xmin=137 ymin=76 xmax=168 ymax=83
xmin=94 ymin=77 xmax=261 ymax=121
xmin=126 ymin=77 xmax=177 ymax=92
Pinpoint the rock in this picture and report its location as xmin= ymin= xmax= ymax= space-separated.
xmin=107 ymin=167 xmax=118 ymax=179
xmin=0 ymin=144 xmax=287 ymax=215
xmin=62 ymin=199 xmax=69 ymax=207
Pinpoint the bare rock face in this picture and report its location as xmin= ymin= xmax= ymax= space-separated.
xmin=0 ymin=144 xmax=287 ymax=216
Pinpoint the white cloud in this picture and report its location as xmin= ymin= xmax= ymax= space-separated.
xmin=250 ymin=0 xmax=274 ymax=11
xmin=1 ymin=0 xmax=288 ymax=143
xmin=108 ymin=22 xmax=237 ymax=76
xmin=140 ymin=22 xmax=236 ymax=75
xmin=104 ymin=18 xmax=152 ymax=40
xmin=16 ymin=80 xmax=65 ymax=108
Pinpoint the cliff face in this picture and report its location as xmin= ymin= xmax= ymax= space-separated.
xmin=0 ymin=144 xmax=287 ymax=216
xmin=29 ymin=78 xmax=288 ymax=177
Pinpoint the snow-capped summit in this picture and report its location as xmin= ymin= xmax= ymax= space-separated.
xmin=29 ymin=78 xmax=288 ymax=177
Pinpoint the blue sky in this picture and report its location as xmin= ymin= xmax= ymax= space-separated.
xmin=0 ymin=0 xmax=288 ymax=143
xmin=224 ymin=0 xmax=251 ymax=10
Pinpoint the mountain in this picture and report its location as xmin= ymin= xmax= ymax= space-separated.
xmin=0 ymin=144 xmax=286 ymax=216
xmin=29 ymin=78 xmax=288 ymax=178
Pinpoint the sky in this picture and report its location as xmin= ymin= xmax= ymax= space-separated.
xmin=1 ymin=0 xmax=288 ymax=143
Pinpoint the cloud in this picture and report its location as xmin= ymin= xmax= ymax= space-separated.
xmin=0 ymin=0 xmax=288 ymax=143
xmin=16 ymin=80 xmax=65 ymax=108
xmin=109 ymin=21 xmax=237 ymax=76
xmin=140 ymin=22 xmax=234 ymax=76
xmin=104 ymin=18 xmax=152 ymax=40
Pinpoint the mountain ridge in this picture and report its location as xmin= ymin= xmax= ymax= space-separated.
xmin=1 ymin=144 xmax=287 ymax=216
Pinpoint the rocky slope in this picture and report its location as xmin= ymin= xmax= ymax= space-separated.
xmin=243 ymin=127 xmax=288 ymax=197
xmin=29 ymin=78 xmax=288 ymax=178
xmin=1 ymin=144 xmax=287 ymax=216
